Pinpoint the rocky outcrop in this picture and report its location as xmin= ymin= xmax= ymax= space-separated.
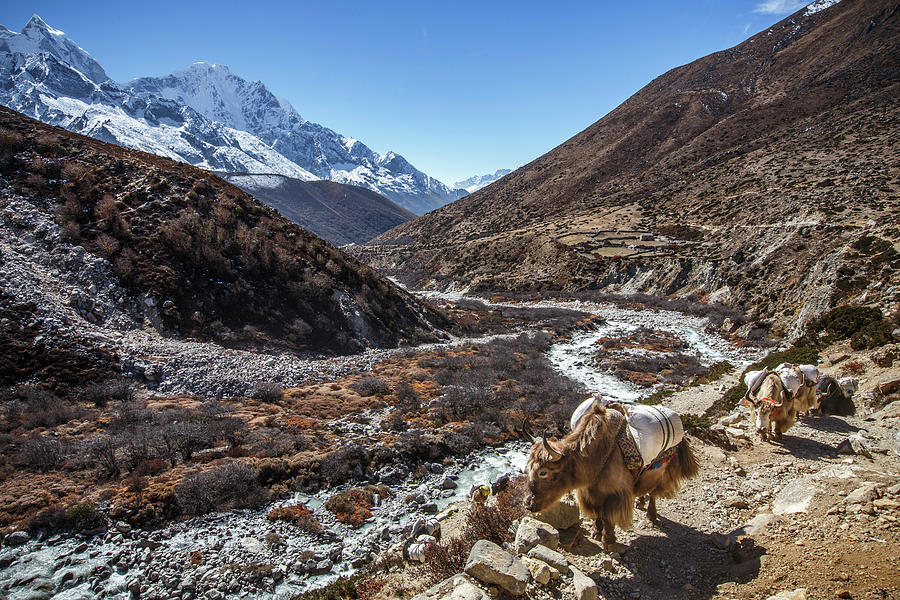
xmin=463 ymin=540 xmax=530 ymax=596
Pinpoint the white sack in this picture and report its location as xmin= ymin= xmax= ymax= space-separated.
xmin=625 ymin=405 xmax=683 ymax=466
xmin=776 ymin=365 xmax=802 ymax=396
xmin=744 ymin=370 xmax=768 ymax=395
xmin=570 ymin=396 xmax=609 ymax=430
xmin=798 ymin=364 xmax=819 ymax=384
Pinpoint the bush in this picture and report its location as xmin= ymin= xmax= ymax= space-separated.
xmin=350 ymin=377 xmax=391 ymax=397
xmin=267 ymin=503 xmax=323 ymax=534
xmin=324 ymin=485 xmax=389 ymax=527
xmin=850 ymin=320 xmax=894 ymax=350
xmin=175 ymin=461 xmax=267 ymax=516
xmin=808 ymin=305 xmax=884 ymax=344
xmin=252 ymin=382 xmax=284 ymax=403
xmin=680 ymin=414 xmax=711 ymax=434
xmin=82 ymin=379 xmax=135 ymax=407
xmin=18 ymin=435 xmax=63 ymax=471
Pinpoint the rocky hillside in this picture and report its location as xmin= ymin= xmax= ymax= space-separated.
xmin=358 ymin=0 xmax=900 ymax=338
xmin=220 ymin=173 xmax=416 ymax=246
xmin=0 ymin=16 xmax=465 ymax=214
xmin=0 ymin=105 xmax=445 ymax=386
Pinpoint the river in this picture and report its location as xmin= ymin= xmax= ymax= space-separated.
xmin=0 ymin=298 xmax=753 ymax=600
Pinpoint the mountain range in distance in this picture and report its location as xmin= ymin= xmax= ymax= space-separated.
xmin=454 ymin=169 xmax=513 ymax=193
xmin=0 ymin=15 xmax=466 ymax=215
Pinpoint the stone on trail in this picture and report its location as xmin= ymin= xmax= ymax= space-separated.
xmin=464 ymin=540 xmax=530 ymax=596
xmin=411 ymin=573 xmax=490 ymax=600
xmin=773 ymin=478 xmax=821 ymax=515
xmin=514 ymin=516 xmax=559 ymax=553
xmin=844 ymin=482 xmax=882 ymax=505
xmin=523 ymin=557 xmax=556 ymax=586
xmin=526 ymin=544 xmax=568 ymax=572
xmin=767 ymin=589 xmax=807 ymax=600
xmin=730 ymin=513 xmax=775 ymax=538
xmin=570 ymin=566 xmax=598 ymax=600
xmin=536 ymin=493 xmax=581 ymax=530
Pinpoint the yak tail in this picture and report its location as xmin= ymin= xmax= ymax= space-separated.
xmin=676 ymin=437 xmax=700 ymax=480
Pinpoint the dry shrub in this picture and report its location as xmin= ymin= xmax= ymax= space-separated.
xmin=840 ymin=359 xmax=865 ymax=377
xmin=252 ymin=382 xmax=283 ymax=403
xmin=267 ymin=503 xmax=323 ymax=534
xmin=323 ymin=485 xmax=389 ymax=527
xmin=350 ymin=377 xmax=391 ymax=397
xmin=418 ymin=537 xmax=471 ymax=586
xmin=461 ymin=479 xmax=527 ymax=546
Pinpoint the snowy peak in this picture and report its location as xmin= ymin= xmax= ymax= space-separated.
xmin=0 ymin=15 xmax=108 ymax=84
xmin=454 ymin=169 xmax=512 ymax=193
xmin=0 ymin=15 xmax=463 ymax=214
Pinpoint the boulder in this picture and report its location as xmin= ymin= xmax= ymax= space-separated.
xmin=411 ymin=573 xmax=489 ymax=600
xmin=523 ymin=557 xmax=555 ymax=586
xmin=535 ymin=493 xmax=581 ymax=530
xmin=4 ymin=531 xmax=29 ymax=547
xmin=514 ymin=517 xmax=559 ymax=553
xmin=570 ymin=566 xmax=598 ymax=600
xmin=844 ymin=482 xmax=882 ymax=506
xmin=773 ymin=478 xmax=821 ymax=515
xmin=878 ymin=376 xmax=900 ymax=395
xmin=464 ymin=540 xmax=529 ymax=596
xmin=526 ymin=544 xmax=568 ymax=572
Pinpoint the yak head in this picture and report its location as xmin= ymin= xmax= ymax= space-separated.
xmin=522 ymin=402 xmax=623 ymax=512
xmin=742 ymin=374 xmax=784 ymax=437
xmin=524 ymin=433 xmax=575 ymax=512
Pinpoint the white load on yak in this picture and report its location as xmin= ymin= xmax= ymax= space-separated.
xmin=745 ymin=364 xmax=818 ymax=399
xmin=570 ymin=397 xmax=683 ymax=468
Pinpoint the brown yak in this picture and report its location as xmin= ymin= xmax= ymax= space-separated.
xmin=742 ymin=372 xmax=796 ymax=440
xmin=524 ymin=402 xmax=698 ymax=552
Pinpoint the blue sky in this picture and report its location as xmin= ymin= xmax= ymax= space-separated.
xmin=1 ymin=1 xmax=812 ymax=185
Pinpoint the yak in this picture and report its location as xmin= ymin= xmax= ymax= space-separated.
xmin=742 ymin=372 xmax=796 ymax=439
xmin=524 ymin=401 xmax=698 ymax=552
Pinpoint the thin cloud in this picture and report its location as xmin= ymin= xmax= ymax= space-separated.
xmin=754 ymin=0 xmax=807 ymax=14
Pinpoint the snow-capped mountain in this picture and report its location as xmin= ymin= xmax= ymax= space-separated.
xmin=0 ymin=16 xmax=464 ymax=214
xmin=454 ymin=169 xmax=512 ymax=194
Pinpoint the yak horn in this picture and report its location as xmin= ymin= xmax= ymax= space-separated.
xmin=542 ymin=433 xmax=563 ymax=461
xmin=520 ymin=424 xmax=537 ymax=444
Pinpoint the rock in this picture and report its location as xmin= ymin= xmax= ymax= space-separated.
xmin=526 ymin=544 xmax=568 ymax=572
xmin=730 ymin=513 xmax=775 ymax=538
xmin=422 ymin=503 xmax=439 ymax=514
xmin=724 ymin=496 xmax=749 ymax=509
xmin=878 ymin=376 xmax=900 ymax=395
xmin=570 ymin=566 xmax=598 ymax=600
xmin=440 ymin=477 xmax=458 ymax=490
xmin=464 ymin=540 xmax=530 ymax=596
xmin=828 ymin=353 xmax=848 ymax=365
xmin=837 ymin=434 xmax=873 ymax=458
xmin=514 ymin=517 xmax=559 ymax=553
xmin=720 ymin=412 xmax=743 ymax=426
xmin=598 ymin=557 xmax=615 ymax=572
xmin=127 ymin=576 xmax=143 ymax=596
xmin=312 ymin=559 xmax=333 ymax=575
xmin=116 ymin=521 xmax=132 ymax=534
xmin=845 ymin=482 xmax=882 ymax=505
xmin=766 ymin=589 xmax=806 ymax=600
xmin=524 ymin=557 xmax=554 ymax=585
xmin=0 ymin=550 xmax=16 ymax=568
xmin=4 ymin=531 xmax=29 ymax=546
xmin=773 ymin=478 xmax=821 ymax=515
xmin=411 ymin=573 xmax=489 ymax=600
xmin=725 ymin=427 xmax=746 ymax=439
xmin=535 ymin=493 xmax=581 ymax=530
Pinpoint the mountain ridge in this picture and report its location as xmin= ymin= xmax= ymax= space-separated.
xmin=0 ymin=17 xmax=464 ymax=214
xmin=358 ymin=0 xmax=900 ymax=337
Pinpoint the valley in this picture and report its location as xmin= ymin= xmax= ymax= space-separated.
xmin=0 ymin=1 xmax=898 ymax=599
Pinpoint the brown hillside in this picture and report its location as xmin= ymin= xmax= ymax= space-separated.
xmin=0 ymin=106 xmax=444 ymax=360
xmin=359 ymin=0 xmax=900 ymax=336
xmin=220 ymin=174 xmax=416 ymax=246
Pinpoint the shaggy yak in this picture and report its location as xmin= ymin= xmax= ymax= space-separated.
xmin=524 ymin=402 xmax=698 ymax=552
xmin=742 ymin=372 xmax=796 ymax=439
